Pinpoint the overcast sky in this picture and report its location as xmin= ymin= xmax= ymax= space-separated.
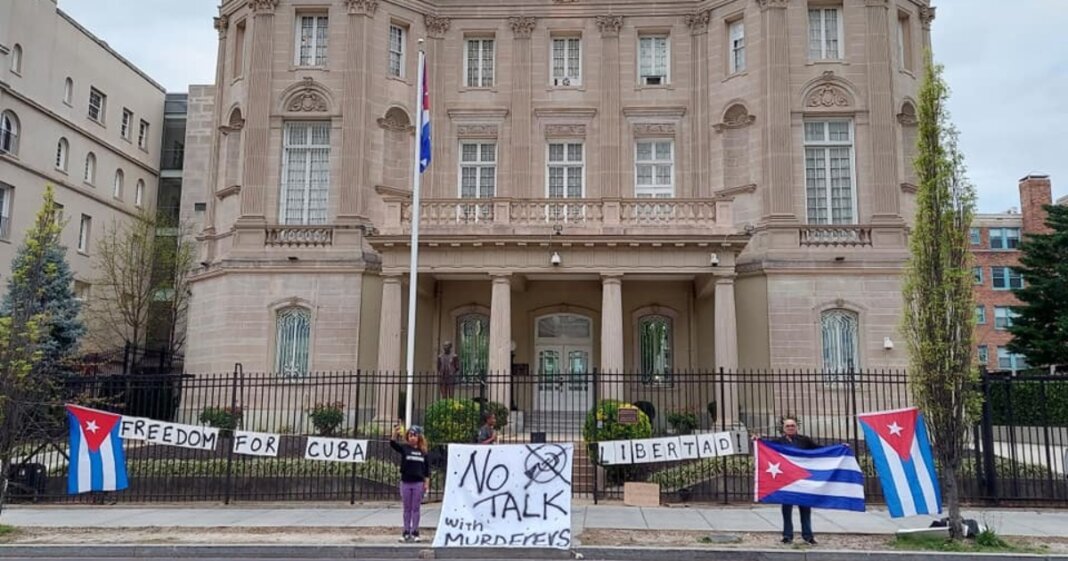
xmin=58 ymin=0 xmax=1068 ymax=213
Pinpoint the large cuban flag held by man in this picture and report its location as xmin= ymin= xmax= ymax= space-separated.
xmin=858 ymin=407 xmax=942 ymax=518
xmin=754 ymin=440 xmax=865 ymax=512
xmin=66 ymin=404 xmax=128 ymax=494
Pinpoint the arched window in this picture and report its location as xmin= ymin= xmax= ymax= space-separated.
xmin=113 ymin=169 xmax=124 ymax=199
xmin=10 ymin=44 xmax=22 ymax=74
xmin=638 ymin=314 xmax=673 ymax=384
xmin=56 ymin=138 xmax=69 ymax=170
xmin=0 ymin=111 xmax=19 ymax=156
xmin=275 ymin=307 xmax=311 ymax=377
xmin=135 ymin=179 xmax=145 ymax=207
xmin=63 ymin=77 xmax=74 ymax=105
xmin=84 ymin=152 xmax=96 ymax=184
xmin=821 ymin=309 xmax=859 ymax=375
xmin=456 ymin=313 xmax=489 ymax=382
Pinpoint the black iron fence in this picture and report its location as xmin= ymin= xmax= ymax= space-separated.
xmin=7 ymin=368 xmax=1067 ymax=506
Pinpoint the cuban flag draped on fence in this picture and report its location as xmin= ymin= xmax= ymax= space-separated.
xmin=859 ymin=407 xmax=942 ymax=518
xmin=66 ymin=404 xmax=128 ymax=494
xmin=754 ymin=440 xmax=865 ymax=512
xmin=418 ymin=50 xmax=431 ymax=173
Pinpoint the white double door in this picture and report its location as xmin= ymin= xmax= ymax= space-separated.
xmin=533 ymin=313 xmax=594 ymax=414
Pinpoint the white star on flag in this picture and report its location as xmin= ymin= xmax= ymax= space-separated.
xmin=888 ymin=422 xmax=903 ymax=436
xmin=766 ymin=462 xmax=783 ymax=478
xmin=85 ymin=420 xmax=99 ymax=433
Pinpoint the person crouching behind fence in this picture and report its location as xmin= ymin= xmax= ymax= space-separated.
xmin=477 ymin=411 xmax=497 ymax=444
xmin=391 ymin=422 xmax=431 ymax=543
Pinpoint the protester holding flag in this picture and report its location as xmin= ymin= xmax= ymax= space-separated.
xmin=391 ymin=422 xmax=431 ymax=543
xmin=769 ymin=416 xmax=820 ymax=545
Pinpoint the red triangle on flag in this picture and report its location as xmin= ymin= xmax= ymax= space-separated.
xmin=755 ymin=440 xmax=812 ymax=501
xmin=858 ymin=407 xmax=918 ymax=461
xmin=66 ymin=404 xmax=121 ymax=452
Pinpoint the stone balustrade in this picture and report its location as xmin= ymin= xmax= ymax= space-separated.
xmin=264 ymin=225 xmax=334 ymax=248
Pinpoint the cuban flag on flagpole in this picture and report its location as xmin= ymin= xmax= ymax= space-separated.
xmin=859 ymin=407 xmax=942 ymax=518
xmin=754 ymin=440 xmax=866 ymax=512
xmin=66 ymin=404 xmax=128 ymax=494
xmin=418 ymin=50 xmax=431 ymax=173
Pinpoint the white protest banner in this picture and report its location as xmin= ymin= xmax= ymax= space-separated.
xmin=434 ymin=444 xmax=573 ymax=549
xmin=304 ymin=437 xmax=368 ymax=463
xmin=119 ymin=416 xmax=219 ymax=451
xmin=233 ymin=430 xmax=280 ymax=457
xmin=596 ymin=430 xmax=747 ymax=465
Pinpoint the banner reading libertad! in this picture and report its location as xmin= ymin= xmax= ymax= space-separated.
xmin=433 ymin=444 xmax=573 ymax=549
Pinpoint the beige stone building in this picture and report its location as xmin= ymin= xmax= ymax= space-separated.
xmin=0 ymin=0 xmax=164 ymax=345
xmin=184 ymin=0 xmax=933 ymax=420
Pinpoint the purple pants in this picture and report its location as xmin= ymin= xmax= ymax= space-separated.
xmin=400 ymin=481 xmax=423 ymax=534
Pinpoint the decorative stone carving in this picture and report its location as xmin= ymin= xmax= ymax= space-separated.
xmin=213 ymin=15 xmax=229 ymax=36
xmin=897 ymin=107 xmax=918 ymax=126
xmin=457 ymin=124 xmax=499 ymax=138
xmin=545 ymin=124 xmax=586 ymax=137
xmin=508 ymin=16 xmax=536 ymax=38
xmin=287 ymin=91 xmax=328 ymax=112
xmin=596 ymin=15 xmax=623 ymax=37
xmin=425 ymin=15 xmax=451 ymax=38
xmin=344 ymin=0 xmax=378 ymax=16
xmin=552 ymin=0 xmax=579 ymax=3
xmin=633 ymin=123 xmax=676 ymax=136
xmin=919 ymin=5 xmax=936 ymax=29
xmin=247 ymin=0 xmax=279 ymax=14
xmin=714 ymin=105 xmax=756 ymax=132
xmin=806 ymin=85 xmax=851 ymax=108
xmin=684 ymin=11 xmax=711 ymax=34
xmin=756 ymin=0 xmax=789 ymax=10
xmin=377 ymin=118 xmax=413 ymax=132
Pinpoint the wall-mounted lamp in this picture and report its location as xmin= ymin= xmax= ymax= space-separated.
xmin=709 ymin=253 xmax=720 ymax=267
xmin=550 ymin=251 xmax=562 ymax=266
xmin=883 ymin=336 xmax=894 ymax=350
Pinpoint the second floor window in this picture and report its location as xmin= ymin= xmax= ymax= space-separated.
xmin=56 ymin=138 xmax=69 ymax=171
xmin=547 ymin=143 xmax=584 ymax=198
xmin=975 ymin=305 xmax=986 ymax=325
xmin=0 ymin=183 xmax=11 ymax=241
xmin=88 ymin=88 xmax=106 ymax=123
xmin=465 ymin=39 xmax=494 ymax=88
xmin=121 ymin=109 xmax=133 ymax=140
xmin=809 ymin=7 xmax=842 ymax=60
xmin=460 ymin=142 xmax=496 ymax=198
xmin=138 ymin=120 xmax=150 ymax=150
xmin=969 ymin=227 xmax=981 ymax=245
xmin=994 ymin=307 xmax=1019 ymax=330
xmin=296 ymin=15 xmax=328 ymax=66
xmin=729 ymin=20 xmax=746 ymax=74
xmin=389 ymin=25 xmax=406 ymax=77
xmin=991 ymin=266 xmax=1023 ymax=290
xmin=635 ymin=140 xmax=674 ymax=198
xmin=973 ymin=266 xmax=983 ymax=285
xmin=805 ymin=120 xmax=855 ymax=224
xmin=997 ymin=347 xmax=1028 ymax=372
xmin=280 ymin=122 xmax=330 ymax=225
xmin=638 ymin=36 xmax=669 ymax=85
xmin=989 ymin=227 xmax=1020 ymax=249
xmin=551 ymin=38 xmax=581 ymax=86
xmin=1 ymin=111 xmax=19 ymax=156
xmin=977 ymin=345 xmax=989 ymax=365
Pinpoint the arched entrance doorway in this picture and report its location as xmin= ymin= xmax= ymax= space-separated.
xmin=534 ymin=313 xmax=593 ymax=415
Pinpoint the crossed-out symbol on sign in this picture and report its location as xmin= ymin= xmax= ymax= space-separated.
xmin=523 ymin=444 xmax=571 ymax=489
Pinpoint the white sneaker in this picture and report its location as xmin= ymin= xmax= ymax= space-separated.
xmin=412 ymin=534 xmax=423 ymax=542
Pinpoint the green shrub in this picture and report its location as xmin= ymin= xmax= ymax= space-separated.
xmin=988 ymin=378 xmax=1068 ymax=426
xmin=198 ymin=406 xmax=242 ymax=431
xmin=425 ymin=398 xmax=481 ymax=445
xmin=309 ymin=402 xmax=346 ymax=436
xmin=666 ymin=411 xmax=699 ymax=435
xmin=583 ymin=400 xmax=653 ymax=485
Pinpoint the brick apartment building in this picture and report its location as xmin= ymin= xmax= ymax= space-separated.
xmin=971 ymin=174 xmax=1056 ymax=372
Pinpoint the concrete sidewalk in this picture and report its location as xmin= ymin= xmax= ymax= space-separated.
xmin=3 ymin=503 xmax=1068 ymax=538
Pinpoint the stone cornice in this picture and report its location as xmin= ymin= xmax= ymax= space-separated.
xmin=247 ymin=0 xmax=279 ymax=14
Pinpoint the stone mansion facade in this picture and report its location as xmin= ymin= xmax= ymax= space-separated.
xmin=182 ymin=0 xmax=933 ymax=416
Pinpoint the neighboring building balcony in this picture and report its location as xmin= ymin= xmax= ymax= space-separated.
xmin=377 ymin=197 xmax=737 ymax=238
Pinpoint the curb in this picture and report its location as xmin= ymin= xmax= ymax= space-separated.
xmin=0 ymin=545 xmax=1065 ymax=560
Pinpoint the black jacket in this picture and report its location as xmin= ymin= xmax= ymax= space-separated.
xmin=771 ymin=434 xmax=820 ymax=450
xmin=390 ymin=440 xmax=431 ymax=483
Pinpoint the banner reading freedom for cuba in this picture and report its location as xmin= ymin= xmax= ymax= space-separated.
xmin=433 ymin=444 xmax=573 ymax=549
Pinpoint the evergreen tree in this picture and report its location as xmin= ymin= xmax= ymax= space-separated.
xmin=901 ymin=59 xmax=979 ymax=540
xmin=1007 ymin=205 xmax=1068 ymax=366
xmin=0 ymin=185 xmax=85 ymax=376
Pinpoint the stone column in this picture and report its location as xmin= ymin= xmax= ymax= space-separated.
xmin=237 ymin=0 xmax=279 ymax=225
xmin=488 ymin=274 xmax=512 ymax=407
xmin=714 ymin=277 xmax=739 ymax=426
xmin=203 ymin=15 xmax=230 ymax=261
xmin=338 ymin=0 xmax=379 ymax=222
xmin=375 ymin=275 xmax=404 ymax=420
xmin=508 ymin=17 xmax=536 ymax=198
xmin=759 ymin=0 xmax=794 ymax=221
xmin=686 ymin=11 xmax=711 ymax=197
xmin=600 ymin=274 xmax=624 ymax=400
xmin=596 ymin=16 xmax=623 ymax=198
xmin=865 ymin=0 xmax=902 ymax=223
xmin=425 ymin=15 xmax=451 ymax=197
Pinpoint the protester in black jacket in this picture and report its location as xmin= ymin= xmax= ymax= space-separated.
xmin=771 ymin=416 xmax=819 ymax=545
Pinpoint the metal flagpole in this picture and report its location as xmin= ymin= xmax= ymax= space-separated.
xmin=404 ymin=42 xmax=427 ymax=428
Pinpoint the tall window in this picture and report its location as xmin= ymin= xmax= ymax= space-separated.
xmin=456 ymin=313 xmax=489 ymax=382
xmin=388 ymin=24 xmax=406 ymax=77
xmin=635 ymin=140 xmax=674 ymax=197
xmin=897 ymin=12 xmax=913 ymax=71
xmin=459 ymin=141 xmax=496 ymax=220
xmin=994 ymin=307 xmax=1018 ymax=330
xmin=547 ymin=142 xmax=583 ymax=198
xmin=973 ymin=266 xmax=983 ymax=285
xmin=121 ymin=109 xmax=133 ymax=140
xmin=551 ymin=37 xmax=581 ymax=86
xmin=275 ymin=307 xmax=311 ymax=377
xmin=135 ymin=179 xmax=145 ymax=207
xmin=997 ymin=347 xmax=1028 ymax=372
xmin=10 ymin=44 xmax=22 ymax=74
xmin=88 ymin=88 xmax=106 ymax=123
xmin=638 ymin=315 xmax=672 ymax=384
xmin=975 ymin=305 xmax=986 ymax=325
xmin=63 ymin=77 xmax=74 ymax=105
xmin=84 ymin=152 xmax=96 ymax=184
xmin=138 ymin=120 xmax=150 ymax=150
xmin=280 ymin=122 xmax=330 ymax=225
xmin=638 ymin=36 xmax=669 ymax=85
xmin=728 ymin=20 xmax=746 ymax=74
xmin=465 ymin=39 xmax=495 ymax=88
xmin=977 ymin=345 xmax=989 ymax=366
xmin=991 ymin=266 xmax=1023 ymax=290
xmin=809 ymin=7 xmax=842 ymax=60
xmin=989 ymin=227 xmax=1020 ymax=249
xmin=56 ymin=138 xmax=69 ymax=171
xmin=78 ymin=214 xmax=92 ymax=254
xmin=821 ymin=309 xmax=858 ymax=374
xmin=113 ymin=169 xmax=124 ymax=199
xmin=0 ymin=111 xmax=19 ymax=156
xmin=295 ymin=15 xmax=328 ymax=66
xmin=232 ymin=20 xmax=247 ymax=78
xmin=804 ymin=120 xmax=855 ymax=224
xmin=0 ymin=183 xmax=11 ymax=241
xmin=969 ymin=227 xmax=981 ymax=245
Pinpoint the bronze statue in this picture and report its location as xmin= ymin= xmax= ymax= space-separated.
xmin=437 ymin=341 xmax=460 ymax=398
